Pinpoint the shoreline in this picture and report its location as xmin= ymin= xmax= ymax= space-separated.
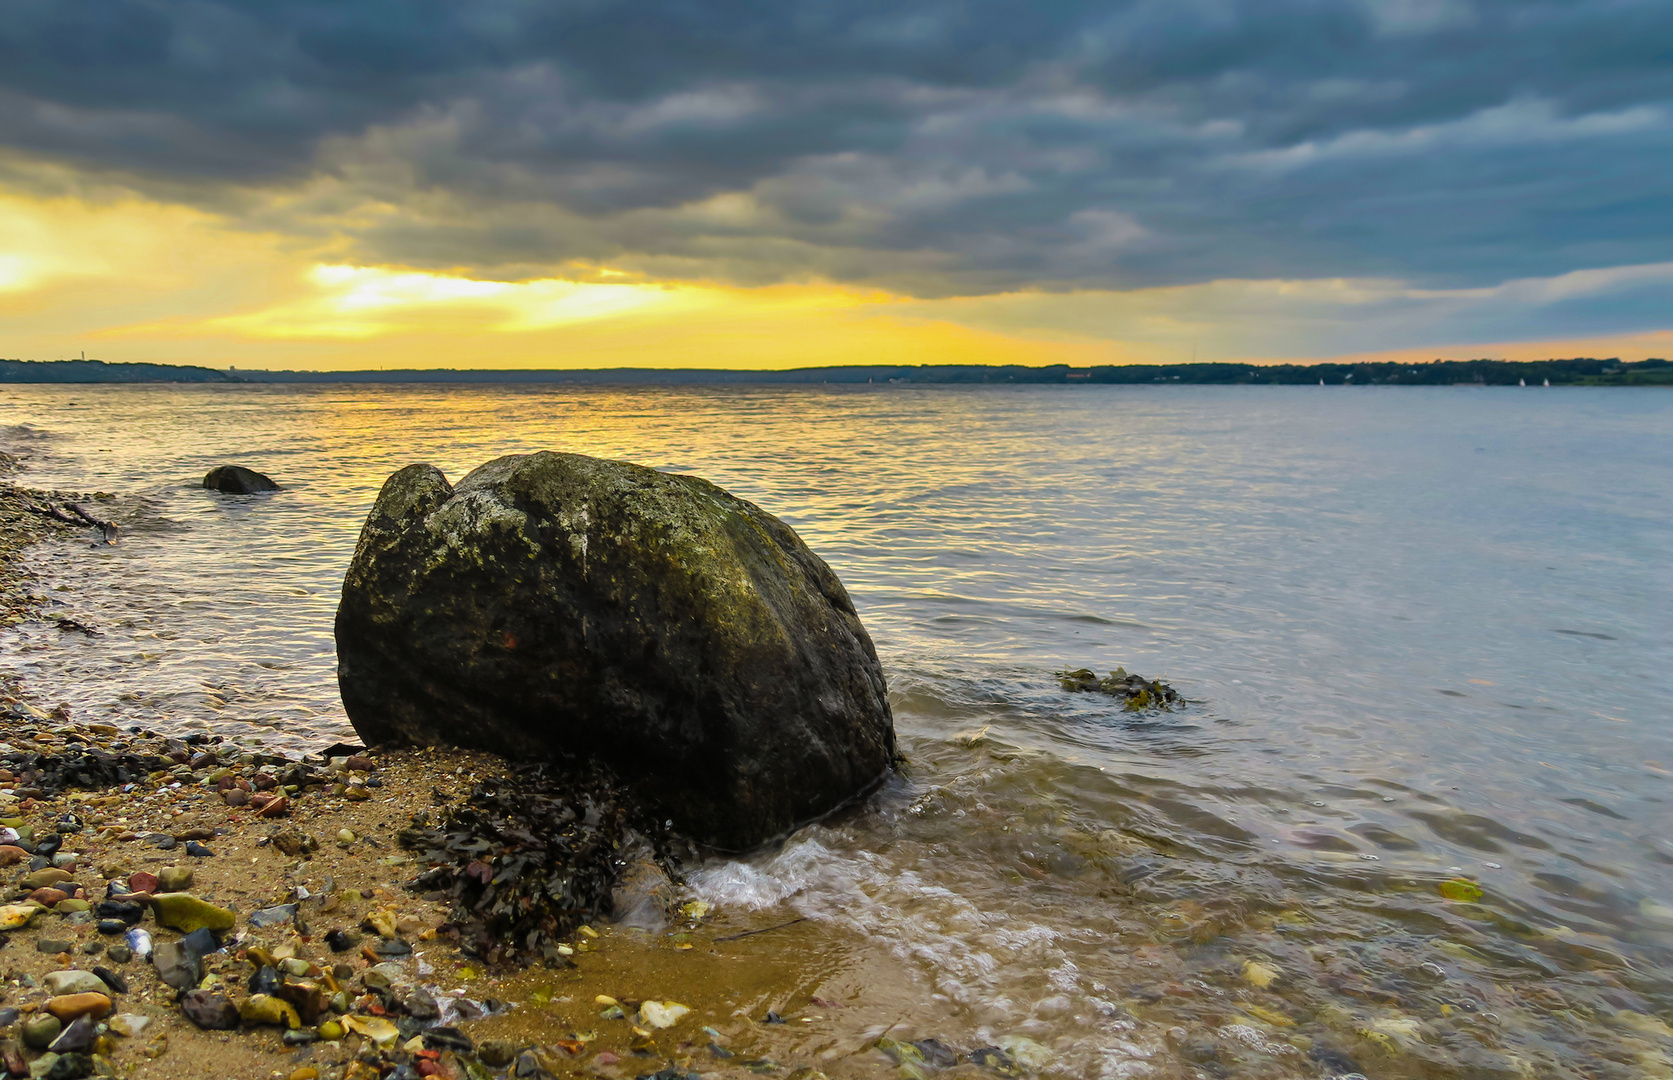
xmin=0 ymin=467 xmax=934 ymax=1080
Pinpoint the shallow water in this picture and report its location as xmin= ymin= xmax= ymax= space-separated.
xmin=2 ymin=383 xmax=1671 ymax=1078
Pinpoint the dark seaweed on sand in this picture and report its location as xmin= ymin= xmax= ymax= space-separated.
xmin=0 ymin=747 xmax=169 ymax=796
xmin=398 ymin=760 xmax=683 ymax=964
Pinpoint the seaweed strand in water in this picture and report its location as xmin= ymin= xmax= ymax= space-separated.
xmin=398 ymin=759 xmax=684 ymax=965
xmin=1056 ymin=666 xmax=1181 ymax=710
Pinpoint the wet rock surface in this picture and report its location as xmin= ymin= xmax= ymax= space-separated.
xmin=200 ymin=465 xmax=279 ymax=494
xmin=1057 ymin=665 xmax=1182 ymax=709
xmin=336 ymin=452 xmax=896 ymax=851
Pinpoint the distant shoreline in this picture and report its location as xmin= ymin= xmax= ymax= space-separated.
xmin=2 ymin=356 xmax=1670 ymax=387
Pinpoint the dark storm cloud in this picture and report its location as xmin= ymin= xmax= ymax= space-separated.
xmin=2 ymin=0 xmax=1670 ymax=295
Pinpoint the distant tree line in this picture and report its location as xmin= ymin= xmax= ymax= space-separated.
xmin=2 ymin=356 xmax=1669 ymax=386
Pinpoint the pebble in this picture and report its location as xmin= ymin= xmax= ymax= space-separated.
xmin=249 ymin=904 xmax=298 ymax=929
xmin=156 ymin=866 xmax=193 ymax=892
xmin=22 ymin=1014 xmax=61 ymax=1049
xmin=47 ymin=1015 xmax=97 ymax=1055
xmin=94 ymin=899 xmax=144 ymax=925
xmin=337 ymin=829 xmax=356 ymax=844
xmin=150 ymin=941 xmax=201 ymax=991
xmin=125 ymin=872 xmax=157 ymax=894
xmin=150 ymin=892 xmax=234 ymax=933
xmin=106 ymin=944 xmax=132 ymax=964
xmin=19 ymin=868 xmax=71 ymax=890
xmin=477 ymin=1040 xmax=519 ymax=1067
xmin=0 ymin=903 xmax=39 ymax=929
xmin=318 ymin=1020 xmax=344 ymax=1041
xmin=44 ymin=993 xmax=111 ymax=1023
xmin=107 ymin=1014 xmax=150 ymax=1038
xmin=239 ymin=993 xmax=301 ymax=1029
xmin=179 ymin=989 xmax=238 ymax=1030
xmin=91 ymin=966 xmax=126 ymax=995
xmin=36 ymin=939 xmax=73 ymax=955
xmin=640 ymin=1001 xmax=691 ymax=1029
xmin=43 ymin=972 xmax=108 ymax=997
xmin=183 ymin=841 xmax=214 ymax=858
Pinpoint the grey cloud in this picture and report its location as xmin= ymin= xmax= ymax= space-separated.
xmin=1 ymin=0 xmax=1670 ymax=300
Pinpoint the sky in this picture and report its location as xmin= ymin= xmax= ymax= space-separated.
xmin=1 ymin=0 xmax=1670 ymax=370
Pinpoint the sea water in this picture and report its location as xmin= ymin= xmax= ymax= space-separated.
xmin=2 ymin=382 xmax=1671 ymax=1078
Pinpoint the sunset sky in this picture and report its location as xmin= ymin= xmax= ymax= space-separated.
xmin=2 ymin=0 xmax=1670 ymax=370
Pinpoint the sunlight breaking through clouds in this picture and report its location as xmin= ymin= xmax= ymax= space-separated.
xmin=204 ymin=265 xmax=704 ymax=339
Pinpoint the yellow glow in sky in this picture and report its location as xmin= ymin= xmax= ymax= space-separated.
xmin=1 ymin=182 xmax=1667 ymax=371
xmin=203 ymin=264 xmax=702 ymax=339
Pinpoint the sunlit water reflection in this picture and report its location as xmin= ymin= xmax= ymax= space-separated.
xmin=2 ymin=383 xmax=1671 ymax=1078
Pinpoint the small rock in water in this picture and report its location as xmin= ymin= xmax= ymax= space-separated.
xmin=36 ymin=939 xmax=73 ymax=955
xmin=107 ymin=944 xmax=133 ymax=964
xmin=248 ymin=965 xmax=282 ymax=996
xmin=1056 ymin=666 xmax=1181 ymax=709
xmin=125 ymin=872 xmax=158 ymax=894
xmin=202 ymin=465 xmax=280 ymax=494
xmin=183 ymin=841 xmax=214 ymax=858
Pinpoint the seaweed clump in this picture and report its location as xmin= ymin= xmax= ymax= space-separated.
xmin=1056 ymin=666 xmax=1181 ymax=710
xmin=0 ymin=743 xmax=170 ymax=796
xmin=399 ymin=760 xmax=684 ymax=965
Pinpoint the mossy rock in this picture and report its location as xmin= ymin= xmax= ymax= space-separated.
xmin=336 ymin=452 xmax=896 ymax=851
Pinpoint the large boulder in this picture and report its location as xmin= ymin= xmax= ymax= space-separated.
xmin=335 ymin=452 xmax=895 ymax=851
xmin=202 ymin=465 xmax=279 ymax=493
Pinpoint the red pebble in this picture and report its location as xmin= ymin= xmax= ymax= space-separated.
xmin=127 ymin=871 xmax=158 ymax=894
xmin=28 ymin=888 xmax=68 ymax=906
